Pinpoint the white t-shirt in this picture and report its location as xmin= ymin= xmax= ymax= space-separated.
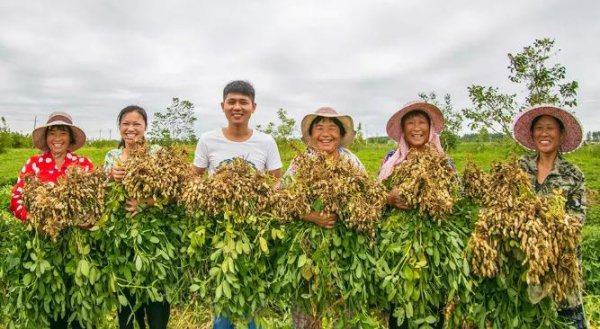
xmin=193 ymin=129 xmax=283 ymax=176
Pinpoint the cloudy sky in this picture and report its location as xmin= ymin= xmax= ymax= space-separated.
xmin=1 ymin=0 xmax=599 ymax=139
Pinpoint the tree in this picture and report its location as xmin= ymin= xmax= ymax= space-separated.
xmin=0 ymin=117 xmax=10 ymax=153
xmin=462 ymin=38 xmax=578 ymax=137
xmin=508 ymin=38 xmax=578 ymax=108
xmin=255 ymin=108 xmax=296 ymax=142
xmin=418 ymin=91 xmax=463 ymax=151
xmin=462 ymin=86 xmax=517 ymax=136
xmin=149 ymin=98 xmax=198 ymax=145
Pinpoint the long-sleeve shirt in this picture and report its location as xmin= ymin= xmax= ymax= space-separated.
xmin=518 ymin=153 xmax=586 ymax=224
xmin=10 ymin=152 xmax=93 ymax=221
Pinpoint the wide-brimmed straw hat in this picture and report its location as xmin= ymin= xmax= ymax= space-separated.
xmin=386 ymin=101 xmax=445 ymax=143
xmin=32 ymin=111 xmax=87 ymax=152
xmin=512 ymin=104 xmax=583 ymax=153
xmin=300 ymin=107 xmax=356 ymax=148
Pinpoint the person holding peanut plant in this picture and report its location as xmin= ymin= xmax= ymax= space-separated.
xmin=378 ymin=101 xmax=455 ymax=329
xmin=512 ymin=104 xmax=588 ymax=329
xmin=279 ymin=107 xmax=383 ymax=329
xmin=193 ymin=80 xmax=282 ymax=178
xmin=282 ymin=106 xmax=364 ymax=229
xmin=104 ymin=105 xmax=171 ymax=329
xmin=193 ymin=80 xmax=282 ymax=329
xmin=9 ymin=111 xmax=94 ymax=329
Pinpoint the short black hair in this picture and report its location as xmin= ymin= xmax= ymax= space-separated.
xmin=308 ymin=116 xmax=347 ymax=137
xmin=45 ymin=125 xmax=76 ymax=147
xmin=530 ymin=115 xmax=564 ymax=132
xmin=401 ymin=109 xmax=431 ymax=129
xmin=223 ymin=80 xmax=255 ymax=102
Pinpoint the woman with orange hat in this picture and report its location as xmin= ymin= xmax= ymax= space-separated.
xmin=378 ymin=101 xmax=450 ymax=329
xmin=9 ymin=111 xmax=94 ymax=329
xmin=512 ymin=104 xmax=587 ymax=329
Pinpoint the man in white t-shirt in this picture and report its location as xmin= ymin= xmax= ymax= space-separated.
xmin=194 ymin=80 xmax=282 ymax=178
xmin=195 ymin=81 xmax=278 ymax=329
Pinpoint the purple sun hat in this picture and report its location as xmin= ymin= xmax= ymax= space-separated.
xmin=512 ymin=104 xmax=583 ymax=153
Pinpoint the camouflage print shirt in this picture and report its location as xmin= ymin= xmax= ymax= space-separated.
xmin=518 ymin=153 xmax=586 ymax=224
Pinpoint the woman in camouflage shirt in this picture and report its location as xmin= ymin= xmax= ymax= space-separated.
xmin=513 ymin=104 xmax=587 ymax=329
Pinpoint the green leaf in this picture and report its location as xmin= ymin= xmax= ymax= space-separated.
xmin=297 ymin=254 xmax=307 ymax=268
xmin=135 ymin=256 xmax=142 ymax=272
xmin=190 ymin=284 xmax=200 ymax=292
xmin=79 ymin=260 xmax=90 ymax=278
xmin=118 ymin=294 xmax=128 ymax=306
xmin=222 ymin=280 xmax=232 ymax=299
xmin=22 ymin=273 xmax=33 ymax=286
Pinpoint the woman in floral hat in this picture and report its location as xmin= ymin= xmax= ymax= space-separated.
xmin=513 ymin=104 xmax=588 ymax=329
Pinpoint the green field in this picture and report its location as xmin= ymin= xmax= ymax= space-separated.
xmin=1 ymin=141 xmax=599 ymax=327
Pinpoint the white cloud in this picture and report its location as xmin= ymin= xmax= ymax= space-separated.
xmin=0 ymin=0 xmax=598 ymax=140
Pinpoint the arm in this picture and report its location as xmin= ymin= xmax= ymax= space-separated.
xmin=566 ymin=176 xmax=586 ymax=225
xmin=10 ymin=157 xmax=37 ymax=221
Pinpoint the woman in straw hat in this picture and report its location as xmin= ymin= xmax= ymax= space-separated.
xmin=378 ymin=101 xmax=451 ymax=329
xmin=10 ymin=111 xmax=93 ymax=222
xmin=282 ymin=107 xmax=364 ymax=328
xmin=378 ymin=101 xmax=450 ymax=206
xmin=512 ymin=104 xmax=588 ymax=329
xmin=9 ymin=111 xmax=94 ymax=329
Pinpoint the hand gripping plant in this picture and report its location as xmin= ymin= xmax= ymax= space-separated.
xmin=271 ymin=151 xmax=387 ymax=328
xmin=179 ymin=158 xmax=285 ymax=327
xmin=465 ymin=159 xmax=582 ymax=328
xmin=376 ymin=145 xmax=475 ymax=329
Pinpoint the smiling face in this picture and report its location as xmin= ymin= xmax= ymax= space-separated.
xmin=402 ymin=111 xmax=431 ymax=149
xmin=532 ymin=115 xmax=563 ymax=155
xmin=309 ymin=117 xmax=343 ymax=155
xmin=45 ymin=126 xmax=73 ymax=155
xmin=221 ymin=92 xmax=256 ymax=127
xmin=119 ymin=111 xmax=147 ymax=147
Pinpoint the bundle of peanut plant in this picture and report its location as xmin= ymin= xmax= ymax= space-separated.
xmin=0 ymin=166 xmax=114 ymax=328
xmin=375 ymin=146 xmax=475 ymax=328
xmin=179 ymin=158 xmax=285 ymax=326
xmin=462 ymin=159 xmax=581 ymax=328
xmin=384 ymin=145 xmax=459 ymax=221
xmin=21 ymin=167 xmax=106 ymax=241
xmin=179 ymin=157 xmax=276 ymax=220
xmin=285 ymin=150 xmax=386 ymax=238
xmin=271 ymin=151 xmax=386 ymax=328
xmin=98 ymin=142 xmax=189 ymax=313
xmin=122 ymin=141 xmax=191 ymax=203
xmin=461 ymin=160 xmax=490 ymax=202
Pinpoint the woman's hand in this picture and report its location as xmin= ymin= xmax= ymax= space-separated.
xmin=303 ymin=211 xmax=338 ymax=229
xmin=387 ymin=188 xmax=410 ymax=209
xmin=111 ymin=164 xmax=126 ymax=181
xmin=125 ymin=197 xmax=156 ymax=216
xmin=77 ymin=212 xmax=96 ymax=230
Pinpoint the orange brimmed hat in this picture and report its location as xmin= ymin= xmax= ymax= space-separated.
xmin=300 ymin=107 xmax=356 ymax=148
xmin=386 ymin=101 xmax=444 ymax=143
